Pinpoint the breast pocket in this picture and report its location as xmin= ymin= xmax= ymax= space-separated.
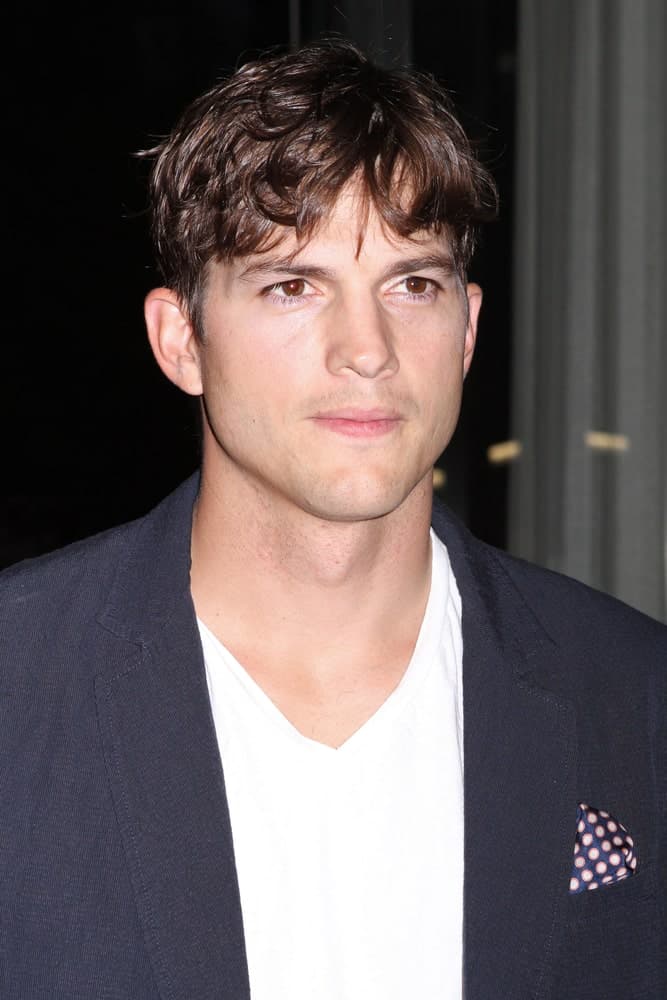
xmin=549 ymin=866 xmax=662 ymax=1000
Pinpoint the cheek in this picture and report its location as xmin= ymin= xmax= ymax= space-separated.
xmin=412 ymin=350 xmax=466 ymax=447
xmin=410 ymin=337 xmax=465 ymax=400
xmin=199 ymin=333 xmax=271 ymax=400
xmin=199 ymin=340 xmax=301 ymax=446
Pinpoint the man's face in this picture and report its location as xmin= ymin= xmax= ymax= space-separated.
xmin=192 ymin=188 xmax=481 ymax=523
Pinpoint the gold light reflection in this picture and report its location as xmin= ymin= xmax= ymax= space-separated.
xmin=487 ymin=440 xmax=523 ymax=464
xmin=432 ymin=467 xmax=447 ymax=490
xmin=585 ymin=431 xmax=630 ymax=452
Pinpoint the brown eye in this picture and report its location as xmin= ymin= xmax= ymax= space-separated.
xmin=280 ymin=279 xmax=306 ymax=297
xmin=405 ymin=276 xmax=429 ymax=294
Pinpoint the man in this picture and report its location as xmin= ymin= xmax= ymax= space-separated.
xmin=1 ymin=39 xmax=664 ymax=1000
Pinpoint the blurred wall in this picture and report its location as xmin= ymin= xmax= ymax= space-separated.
xmin=510 ymin=0 xmax=666 ymax=620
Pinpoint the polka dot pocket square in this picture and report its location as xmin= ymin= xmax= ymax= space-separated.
xmin=569 ymin=803 xmax=638 ymax=894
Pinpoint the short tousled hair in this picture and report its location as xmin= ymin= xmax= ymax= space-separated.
xmin=146 ymin=39 xmax=498 ymax=333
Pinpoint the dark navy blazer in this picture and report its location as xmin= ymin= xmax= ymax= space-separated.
xmin=2 ymin=475 xmax=665 ymax=999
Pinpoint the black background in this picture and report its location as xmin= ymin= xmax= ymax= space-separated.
xmin=3 ymin=1 xmax=516 ymax=567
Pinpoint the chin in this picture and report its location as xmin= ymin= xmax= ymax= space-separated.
xmin=299 ymin=475 xmax=422 ymax=524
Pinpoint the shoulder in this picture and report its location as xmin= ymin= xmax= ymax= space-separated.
xmin=0 ymin=475 xmax=198 ymax=678
xmin=0 ymin=518 xmax=140 ymax=632
xmin=433 ymin=501 xmax=665 ymax=694
xmin=472 ymin=539 xmax=666 ymax=711
xmin=0 ymin=475 xmax=198 ymax=632
xmin=434 ymin=499 xmax=665 ymax=641
xmin=490 ymin=543 xmax=666 ymax=651
xmin=0 ymin=522 xmax=149 ymax=713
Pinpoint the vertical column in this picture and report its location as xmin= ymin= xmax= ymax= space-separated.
xmin=510 ymin=0 xmax=666 ymax=620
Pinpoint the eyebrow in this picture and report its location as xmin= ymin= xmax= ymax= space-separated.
xmin=237 ymin=256 xmax=336 ymax=282
xmin=236 ymin=251 xmax=457 ymax=284
xmin=378 ymin=253 xmax=458 ymax=283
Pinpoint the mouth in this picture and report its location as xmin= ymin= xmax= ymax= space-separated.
xmin=311 ymin=408 xmax=403 ymax=438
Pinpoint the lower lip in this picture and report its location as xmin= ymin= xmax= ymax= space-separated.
xmin=313 ymin=417 xmax=401 ymax=438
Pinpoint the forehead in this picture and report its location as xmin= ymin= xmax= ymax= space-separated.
xmin=228 ymin=186 xmax=453 ymax=276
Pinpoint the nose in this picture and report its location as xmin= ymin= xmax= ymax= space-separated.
xmin=325 ymin=293 xmax=399 ymax=380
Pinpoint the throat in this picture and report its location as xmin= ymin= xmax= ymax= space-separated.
xmin=247 ymin=649 xmax=416 ymax=749
xmin=201 ymin=623 xmax=422 ymax=749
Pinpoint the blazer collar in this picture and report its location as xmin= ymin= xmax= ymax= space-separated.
xmin=95 ymin=480 xmax=575 ymax=1000
xmin=433 ymin=501 xmax=576 ymax=1000
xmin=95 ymin=474 xmax=251 ymax=999
xmin=97 ymin=473 xmax=200 ymax=646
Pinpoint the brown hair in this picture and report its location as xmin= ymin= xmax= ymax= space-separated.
xmin=147 ymin=38 xmax=498 ymax=333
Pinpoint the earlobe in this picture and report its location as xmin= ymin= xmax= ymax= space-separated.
xmin=144 ymin=288 xmax=203 ymax=396
xmin=463 ymin=283 xmax=482 ymax=376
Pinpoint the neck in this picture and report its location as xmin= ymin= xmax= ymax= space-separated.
xmin=190 ymin=462 xmax=433 ymax=678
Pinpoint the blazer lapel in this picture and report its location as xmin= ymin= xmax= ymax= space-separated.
xmin=95 ymin=477 xmax=250 ymax=1000
xmin=433 ymin=505 xmax=577 ymax=1000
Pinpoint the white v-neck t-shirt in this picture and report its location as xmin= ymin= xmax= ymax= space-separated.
xmin=199 ymin=530 xmax=464 ymax=999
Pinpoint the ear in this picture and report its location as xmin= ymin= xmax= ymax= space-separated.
xmin=144 ymin=288 xmax=203 ymax=396
xmin=463 ymin=283 xmax=483 ymax=377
